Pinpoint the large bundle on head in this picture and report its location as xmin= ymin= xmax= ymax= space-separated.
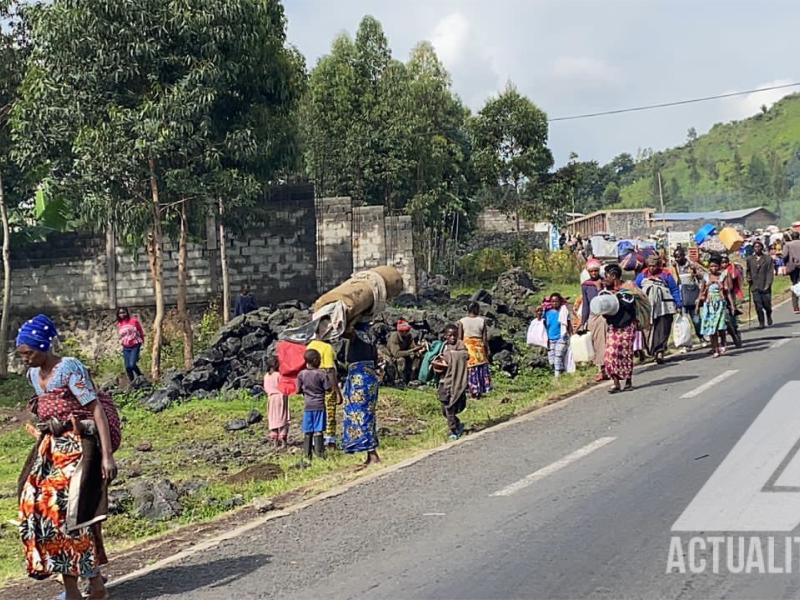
xmin=313 ymin=266 xmax=404 ymax=323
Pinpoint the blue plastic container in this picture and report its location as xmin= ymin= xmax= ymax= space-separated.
xmin=694 ymin=223 xmax=716 ymax=245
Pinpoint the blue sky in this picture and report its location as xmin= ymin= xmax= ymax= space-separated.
xmin=284 ymin=0 xmax=800 ymax=166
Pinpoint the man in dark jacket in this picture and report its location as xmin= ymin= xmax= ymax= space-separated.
xmin=747 ymin=240 xmax=774 ymax=328
xmin=234 ymin=285 xmax=258 ymax=317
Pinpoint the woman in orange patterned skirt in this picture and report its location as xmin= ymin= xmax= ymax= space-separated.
xmin=16 ymin=315 xmax=119 ymax=600
xmin=458 ymin=302 xmax=492 ymax=399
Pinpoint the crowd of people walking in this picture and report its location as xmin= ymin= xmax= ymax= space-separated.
xmin=12 ymin=227 xmax=800 ymax=598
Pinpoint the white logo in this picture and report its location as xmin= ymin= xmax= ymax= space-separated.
xmin=673 ymin=382 xmax=800 ymax=532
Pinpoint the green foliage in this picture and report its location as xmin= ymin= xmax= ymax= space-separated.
xmin=469 ymin=84 xmax=554 ymax=221
xmin=457 ymin=247 xmax=581 ymax=286
xmin=457 ymin=248 xmax=514 ymax=283
xmin=195 ymin=302 xmax=224 ymax=353
xmin=612 ymin=94 xmax=800 ymax=222
xmin=12 ymin=0 xmax=305 ymax=244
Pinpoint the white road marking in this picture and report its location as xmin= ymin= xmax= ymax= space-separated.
xmin=490 ymin=437 xmax=617 ymax=497
xmin=680 ymin=369 xmax=738 ymax=399
xmin=423 ymin=512 xmax=446 ymax=516
xmin=771 ymin=338 xmax=792 ymax=349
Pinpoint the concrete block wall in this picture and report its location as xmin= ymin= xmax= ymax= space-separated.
xmin=385 ymin=215 xmax=416 ymax=294
xmin=353 ymin=205 xmax=386 ymax=271
xmin=316 ymin=197 xmax=353 ymax=292
xmin=7 ymin=194 xmax=416 ymax=314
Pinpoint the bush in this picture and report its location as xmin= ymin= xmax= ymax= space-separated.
xmin=457 ymin=248 xmax=514 ymax=283
xmin=525 ymin=249 xmax=581 ymax=283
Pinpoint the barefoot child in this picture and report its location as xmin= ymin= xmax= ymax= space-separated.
xmin=296 ymin=349 xmax=332 ymax=461
xmin=264 ymin=356 xmax=289 ymax=449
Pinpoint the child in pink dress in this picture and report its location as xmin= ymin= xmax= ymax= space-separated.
xmin=264 ymin=356 xmax=289 ymax=449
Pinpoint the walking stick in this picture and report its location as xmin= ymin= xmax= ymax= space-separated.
xmin=747 ymin=283 xmax=752 ymax=330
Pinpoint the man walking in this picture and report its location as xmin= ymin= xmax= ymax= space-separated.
xmin=671 ymin=246 xmax=703 ymax=348
xmin=746 ymin=240 xmax=774 ymax=328
xmin=783 ymin=231 xmax=800 ymax=315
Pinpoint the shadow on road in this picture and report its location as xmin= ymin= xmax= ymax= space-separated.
xmin=111 ymin=553 xmax=271 ymax=599
xmin=638 ymin=375 xmax=698 ymax=389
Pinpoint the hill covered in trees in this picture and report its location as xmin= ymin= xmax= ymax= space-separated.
xmin=611 ymin=94 xmax=800 ymax=222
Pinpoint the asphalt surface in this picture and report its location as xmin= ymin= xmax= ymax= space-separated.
xmin=111 ymin=304 xmax=800 ymax=600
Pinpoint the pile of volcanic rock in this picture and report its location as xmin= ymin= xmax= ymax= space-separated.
xmin=142 ymin=302 xmax=310 ymax=412
xmin=141 ymin=268 xmax=548 ymax=412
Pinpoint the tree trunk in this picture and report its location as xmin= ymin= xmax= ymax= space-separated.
xmin=0 ymin=172 xmax=10 ymax=378
xmin=218 ymin=197 xmax=230 ymax=324
xmin=147 ymin=159 xmax=165 ymax=381
xmin=177 ymin=199 xmax=193 ymax=369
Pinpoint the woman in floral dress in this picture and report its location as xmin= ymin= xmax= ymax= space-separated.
xmin=342 ymin=323 xmax=380 ymax=465
xmin=16 ymin=315 xmax=119 ymax=600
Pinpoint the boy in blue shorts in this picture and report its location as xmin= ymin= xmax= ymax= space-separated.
xmin=297 ymin=349 xmax=332 ymax=460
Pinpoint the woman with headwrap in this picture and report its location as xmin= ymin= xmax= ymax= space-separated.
xmin=16 ymin=315 xmax=118 ymax=600
xmin=341 ymin=322 xmax=381 ymax=465
xmin=602 ymin=264 xmax=638 ymax=393
xmin=579 ymin=259 xmax=608 ymax=381
xmin=635 ymin=256 xmax=682 ymax=363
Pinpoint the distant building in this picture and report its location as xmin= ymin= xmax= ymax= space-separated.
xmin=567 ymin=209 xmax=655 ymax=239
xmin=567 ymin=206 xmax=779 ymax=239
xmin=652 ymin=206 xmax=778 ymax=232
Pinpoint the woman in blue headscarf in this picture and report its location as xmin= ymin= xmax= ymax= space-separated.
xmin=16 ymin=315 xmax=118 ymax=600
xmin=341 ymin=322 xmax=381 ymax=465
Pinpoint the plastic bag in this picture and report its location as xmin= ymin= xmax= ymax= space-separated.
xmin=566 ymin=348 xmax=577 ymax=374
xmin=526 ymin=318 xmax=549 ymax=348
xmin=672 ymin=313 xmax=693 ymax=348
xmin=792 ymin=282 xmax=800 ymax=297
xmin=570 ymin=332 xmax=595 ymax=363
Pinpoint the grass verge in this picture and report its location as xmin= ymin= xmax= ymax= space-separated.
xmin=0 ymin=365 xmax=596 ymax=585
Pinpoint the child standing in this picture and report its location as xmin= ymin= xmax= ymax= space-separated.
xmin=264 ymin=356 xmax=289 ymax=450
xmin=543 ymin=293 xmax=571 ymax=377
xmin=306 ymin=315 xmax=341 ymax=449
xmin=431 ymin=324 xmax=469 ymax=441
xmin=296 ymin=349 xmax=332 ymax=461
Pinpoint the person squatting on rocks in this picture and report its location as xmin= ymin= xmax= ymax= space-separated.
xmin=543 ymin=293 xmax=571 ymax=377
xmin=115 ymin=307 xmax=145 ymax=383
xmin=458 ymin=302 xmax=492 ymax=399
xmin=385 ymin=319 xmax=425 ymax=385
xmin=297 ymin=348 xmax=331 ymax=461
xmin=432 ymin=324 xmax=469 ymax=440
xmin=341 ymin=322 xmax=381 ymax=465
xmin=306 ymin=316 xmax=341 ymax=449
xmin=264 ymin=356 xmax=290 ymax=450
xmin=746 ymin=240 xmax=774 ymax=328
xmin=16 ymin=314 xmax=120 ymax=600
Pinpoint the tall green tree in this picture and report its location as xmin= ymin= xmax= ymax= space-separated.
xmin=303 ymin=16 xmax=412 ymax=209
xmin=402 ymin=42 xmax=472 ymax=271
xmin=470 ymin=84 xmax=554 ymax=228
xmin=13 ymin=0 xmax=303 ymax=378
xmin=0 ymin=0 xmax=31 ymax=377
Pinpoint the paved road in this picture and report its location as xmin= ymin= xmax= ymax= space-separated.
xmin=113 ymin=305 xmax=800 ymax=599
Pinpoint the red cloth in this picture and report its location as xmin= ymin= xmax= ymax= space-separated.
xmin=276 ymin=340 xmax=307 ymax=396
xmin=34 ymin=388 xmax=122 ymax=452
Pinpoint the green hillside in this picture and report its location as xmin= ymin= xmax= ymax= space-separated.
xmin=613 ymin=93 xmax=800 ymax=223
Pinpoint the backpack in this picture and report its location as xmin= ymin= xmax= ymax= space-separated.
xmin=642 ymin=276 xmax=676 ymax=318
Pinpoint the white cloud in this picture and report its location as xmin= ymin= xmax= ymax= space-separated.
xmin=723 ymin=79 xmax=797 ymax=120
xmin=431 ymin=12 xmax=470 ymax=67
xmin=552 ymin=56 xmax=621 ymax=85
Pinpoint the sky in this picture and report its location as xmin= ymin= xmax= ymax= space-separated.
xmin=284 ymin=0 xmax=800 ymax=166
